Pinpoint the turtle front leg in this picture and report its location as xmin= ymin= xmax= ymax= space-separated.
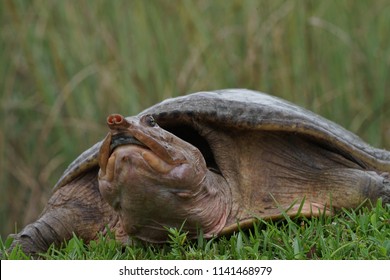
xmin=7 ymin=209 xmax=75 ymax=256
xmin=6 ymin=170 xmax=123 ymax=257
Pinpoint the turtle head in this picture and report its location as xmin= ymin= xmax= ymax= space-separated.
xmin=98 ymin=114 xmax=229 ymax=242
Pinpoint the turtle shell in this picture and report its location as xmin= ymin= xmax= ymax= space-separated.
xmin=54 ymin=89 xmax=390 ymax=191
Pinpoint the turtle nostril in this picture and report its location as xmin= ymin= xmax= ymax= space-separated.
xmin=107 ymin=114 xmax=122 ymax=124
xmin=107 ymin=114 xmax=130 ymax=129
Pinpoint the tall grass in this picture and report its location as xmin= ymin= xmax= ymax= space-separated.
xmin=1 ymin=0 xmax=389 ymax=238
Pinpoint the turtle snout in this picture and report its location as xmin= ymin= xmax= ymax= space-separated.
xmin=107 ymin=114 xmax=130 ymax=130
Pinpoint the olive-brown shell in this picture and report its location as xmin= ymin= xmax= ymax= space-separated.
xmin=54 ymin=89 xmax=390 ymax=190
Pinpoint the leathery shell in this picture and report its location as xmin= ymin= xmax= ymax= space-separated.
xmin=54 ymin=89 xmax=390 ymax=192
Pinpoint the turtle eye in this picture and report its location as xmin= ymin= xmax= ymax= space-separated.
xmin=143 ymin=115 xmax=157 ymax=127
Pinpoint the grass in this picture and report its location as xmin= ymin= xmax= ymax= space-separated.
xmin=1 ymin=0 xmax=390 ymax=259
xmin=2 ymin=200 xmax=389 ymax=260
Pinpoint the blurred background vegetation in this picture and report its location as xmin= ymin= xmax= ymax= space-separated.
xmin=0 ymin=0 xmax=389 ymax=238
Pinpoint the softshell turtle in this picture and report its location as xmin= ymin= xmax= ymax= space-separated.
xmin=7 ymin=89 xmax=390 ymax=255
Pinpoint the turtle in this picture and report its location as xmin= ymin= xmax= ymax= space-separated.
xmin=6 ymin=89 xmax=390 ymax=255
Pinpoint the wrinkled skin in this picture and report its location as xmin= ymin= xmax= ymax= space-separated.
xmin=5 ymin=170 xmax=127 ymax=256
xmin=98 ymin=114 xmax=230 ymax=242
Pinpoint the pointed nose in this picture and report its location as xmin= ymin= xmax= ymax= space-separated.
xmin=107 ymin=114 xmax=130 ymax=130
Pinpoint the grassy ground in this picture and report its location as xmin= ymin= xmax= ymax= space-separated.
xmin=1 ymin=0 xmax=390 ymax=259
xmin=2 ymin=200 xmax=389 ymax=260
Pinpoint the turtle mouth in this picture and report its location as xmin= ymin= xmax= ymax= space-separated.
xmin=109 ymin=133 xmax=147 ymax=154
xmin=98 ymin=131 xmax=152 ymax=178
xmin=102 ymin=125 xmax=183 ymax=176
